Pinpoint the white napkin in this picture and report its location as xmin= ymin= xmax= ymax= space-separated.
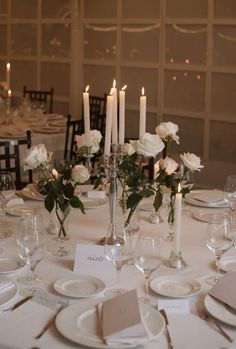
xmin=87 ymin=191 xmax=107 ymax=199
xmin=96 ymin=303 xmax=153 ymax=345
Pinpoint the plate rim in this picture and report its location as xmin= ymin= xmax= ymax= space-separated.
xmin=185 ymin=190 xmax=229 ymax=208
xmin=6 ymin=205 xmax=42 ymax=216
xmin=0 ymin=277 xmax=18 ymax=307
xmin=218 ymin=255 xmax=236 ymax=272
xmin=150 ymin=275 xmax=201 ymax=298
xmin=53 ymin=275 xmax=106 ymax=298
xmin=0 ymin=257 xmax=26 ymax=274
xmin=204 ymin=294 xmax=236 ymax=327
xmin=83 ymin=198 xmax=108 ymax=209
xmin=55 ymin=301 xmax=165 ymax=349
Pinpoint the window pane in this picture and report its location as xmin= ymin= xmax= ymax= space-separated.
xmin=0 ymin=25 xmax=6 ymax=55
xmin=213 ymin=25 xmax=236 ymax=66
xmin=11 ymin=0 xmax=37 ymax=19
xmin=122 ymin=0 xmax=160 ymax=18
xmin=0 ymin=0 xmax=7 ymax=18
xmin=42 ymin=0 xmax=71 ymax=19
xmin=84 ymin=0 xmax=117 ymax=18
xmin=165 ymin=24 xmax=207 ymax=65
xmin=164 ymin=70 xmax=205 ymax=112
xmin=11 ymin=24 xmax=37 ymax=56
xmin=84 ymin=24 xmax=116 ymax=61
xmin=42 ymin=24 xmax=71 ymax=58
xmin=84 ymin=65 xmax=115 ymax=96
xmin=122 ymin=24 xmax=160 ymax=63
xmin=210 ymin=121 xmax=236 ymax=162
xmin=11 ymin=61 xmax=37 ymax=92
xmin=166 ymin=0 xmax=207 ymax=18
xmin=125 ymin=110 xmax=157 ymax=139
xmin=41 ymin=63 xmax=70 ymax=97
xmin=121 ymin=67 xmax=158 ymax=108
xmin=211 ymin=73 xmax=236 ymax=115
xmin=214 ymin=0 xmax=236 ymax=18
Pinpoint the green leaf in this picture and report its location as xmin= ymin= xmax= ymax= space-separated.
xmin=63 ymin=182 xmax=74 ymax=198
xmin=63 ymin=168 xmax=72 ymax=180
xmin=127 ymin=193 xmax=142 ymax=210
xmin=44 ymin=193 xmax=55 ymax=212
xmin=70 ymin=196 xmax=85 ymax=213
xmin=153 ymin=191 xmax=162 ymax=212
xmin=54 ymin=159 xmax=64 ymax=174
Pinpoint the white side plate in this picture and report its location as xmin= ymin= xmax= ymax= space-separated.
xmin=0 ymin=257 xmax=26 ymax=274
xmin=204 ymin=295 xmax=236 ymax=327
xmin=218 ymin=256 xmax=236 ymax=273
xmin=150 ymin=276 xmax=201 ymax=298
xmin=6 ymin=205 xmax=42 ymax=217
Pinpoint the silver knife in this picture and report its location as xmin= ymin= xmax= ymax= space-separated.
xmin=160 ymin=309 xmax=174 ymax=349
xmin=11 ymin=296 xmax=33 ymax=310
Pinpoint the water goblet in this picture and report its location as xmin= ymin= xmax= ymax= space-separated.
xmin=134 ymin=234 xmax=161 ymax=304
xmin=205 ymin=213 xmax=233 ymax=285
xmin=16 ymin=213 xmax=46 ymax=296
xmin=224 ymin=175 xmax=236 ymax=213
xmin=104 ymin=223 xmax=135 ymax=296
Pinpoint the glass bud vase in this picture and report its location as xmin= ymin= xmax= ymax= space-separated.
xmin=53 ymin=208 xmax=70 ymax=257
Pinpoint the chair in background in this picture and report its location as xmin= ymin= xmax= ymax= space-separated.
xmin=23 ymin=86 xmax=54 ymax=113
xmin=0 ymin=130 xmax=32 ymax=189
xmin=64 ymin=115 xmax=84 ymax=161
xmin=88 ymin=95 xmax=106 ymax=130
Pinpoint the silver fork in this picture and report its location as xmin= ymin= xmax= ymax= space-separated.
xmin=35 ymin=300 xmax=69 ymax=339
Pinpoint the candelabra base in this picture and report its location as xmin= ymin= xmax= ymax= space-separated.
xmin=166 ymin=250 xmax=187 ymax=269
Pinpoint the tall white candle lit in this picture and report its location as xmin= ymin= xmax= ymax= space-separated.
xmin=83 ymin=85 xmax=91 ymax=147
xmin=6 ymin=63 xmax=10 ymax=91
xmin=174 ymin=183 xmax=182 ymax=255
xmin=111 ymin=79 xmax=118 ymax=145
xmin=104 ymin=91 xmax=113 ymax=156
xmin=119 ymin=85 xmax=127 ymax=145
xmin=139 ymin=87 xmax=146 ymax=139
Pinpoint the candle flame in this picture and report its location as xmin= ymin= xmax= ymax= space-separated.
xmin=8 ymin=89 xmax=11 ymax=97
xmin=122 ymin=85 xmax=127 ymax=91
xmin=113 ymin=79 xmax=116 ymax=88
xmin=141 ymin=87 xmax=145 ymax=96
xmin=6 ymin=63 xmax=10 ymax=70
xmin=178 ymin=183 xmax=181 ymax=193
xmin=85 ymin=85 xmax=89 ymax=92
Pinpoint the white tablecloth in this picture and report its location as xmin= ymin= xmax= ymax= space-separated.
xmin=0 ymin=200 xmax=235 ymax=349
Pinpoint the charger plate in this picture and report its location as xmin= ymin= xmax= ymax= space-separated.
xmin=56 ymin=301 xmax=164 ymax=348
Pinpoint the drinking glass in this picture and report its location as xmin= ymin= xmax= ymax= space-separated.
xmin=16 ymin=213 xmax=46 ymax=296
xmin=206 ymin=214 xmax=233 ymax=285
xmin=134 ymin=234 xmax=161 ymax=304
xmin=0 ymin=171 xmax=15 ymax=215
xmin=104 ymin=224 xmax=135 ymax=296
xmin=224 ymin=175 xmax=236 ymax=212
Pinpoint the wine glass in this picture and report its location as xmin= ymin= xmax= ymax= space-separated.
xmin=224 ymin=175 xmax=236 ymax=213
xmin=205 ymin=214 xmax=233 ymax=285
xmin=0 ymin=171 xmax=15 ymax=214
xmin=134 ymin=234 xmax=161 ymax=304
xmin=16 ymin=213 xmax=46 ymax=296
xmin=104 ymin=223 xmax=135 ymax=296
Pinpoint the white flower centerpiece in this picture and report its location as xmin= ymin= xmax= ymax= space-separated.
xmin=23 ymin=144 xmax=90 ymax=240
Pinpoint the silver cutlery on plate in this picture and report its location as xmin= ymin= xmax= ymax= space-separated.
xmin=160 ymin=309 xmax=174 ymax=349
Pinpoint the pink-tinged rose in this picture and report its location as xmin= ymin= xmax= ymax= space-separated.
xmin=155 ymin=121 xmax=180 ymax=144
xmin=159 ymin=157 xmax=178 ymax=175
xmin=71 ymin=164 xmax=90 ymax=183
xmin=23 ymin=144 xmax=51 ymax=170
xmin=180 ymin=152 xmax=204 ymax=172
xmin=131 ymin=133 xmax=164 ymax=158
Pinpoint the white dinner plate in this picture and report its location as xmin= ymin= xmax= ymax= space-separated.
xmin=0 ymin=276 xmax=17 ymax=308
xmin=83 ymin=198 xmax=108 ymax=209
xmin=54 ymin=275 xmax=105 ymax=298
xmin=0 ymin=257 xmax=26 ymax=274
xmin=218 ymin=256 xmax=236 ymax=273
xmin=184 ymin=190 xmax=229 ymax=208
xmin=6 ymin=205 xmax=42 ymax=216
xmin=21 ymin=187 xmax=44 ymax=201
xmin=204 ymin=294 xmax=236 ymax=327
xmin=192 ymin=209 xmax=229 ymax=223
xmin=56 ymin=301 xmax=165 ymax=348
xmin=150 ymin=276 xmax=201 ymax=298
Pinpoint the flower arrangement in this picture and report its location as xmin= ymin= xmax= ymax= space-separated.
xmin=0 ymin=81 xmax=7 ymax=100
xmin=23 ymin=144 xmax=90 ymax=238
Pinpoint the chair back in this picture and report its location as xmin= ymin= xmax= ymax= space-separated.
xmin=23 ymin=86 xmax=54 ymax=113
xmin=0 ymin=130 xmax=33 ymax=189
xmin=64 ymin=115 xmax=84 ymax=160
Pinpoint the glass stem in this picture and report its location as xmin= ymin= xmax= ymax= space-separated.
xmin=144 ymin=274 xmax=149 ymax=300
xmin=116 ymin=265 xmax=122 ymax=292
xmin=216 ymin=255 xmax=221 ymax=278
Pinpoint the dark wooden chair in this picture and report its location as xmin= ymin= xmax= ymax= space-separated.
xmin=0 ymin=130 xmax=33 ymax=189
xmin=64 ymin=115 xmax=84 ymax=161
xmin=23 ymin=86 xmax=54 ymax=113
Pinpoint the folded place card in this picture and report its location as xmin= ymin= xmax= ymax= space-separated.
xmin=87 ymin=191 xmax=107 ymax=199
xmin=101 ymin=289 xmax=146 ymax=341
xmin=194 ymin=190 xmax=224 ymax=204
xmin=157 ymin=299 xmax=190 ymax=314
xmin=208 ymin=271 xmax=236 ymax=310
xmin=74 ymin=244 xmax=115 ymax=285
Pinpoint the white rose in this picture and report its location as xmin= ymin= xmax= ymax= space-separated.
xmin=23 ymin=144 xmax=50 ymax=170
xmin=155 ymin=121 xmax=180 ymax=144
xmin=131 ymin=133 xmax=164 ymax=158
xmin=71 ymin=164 xmax=90 ymax=183
xmin=76 ymin=129 xmax=102 ymax=154
xmin=159 ymin=157 xmax=179 ymax=175
xmin=180 ymin=152 xmax=204 ymax=172
xmin=124 ymin=143 xmax=135 ymax=156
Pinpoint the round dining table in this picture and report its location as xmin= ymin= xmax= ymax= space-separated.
xmin=0 ymin=193 xmax=235 ymax=349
